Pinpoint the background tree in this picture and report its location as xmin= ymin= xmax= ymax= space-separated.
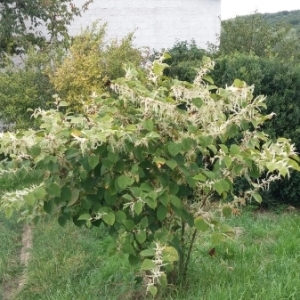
xmin=0 ymin=0 xmax=92 ymax=61
xmin=219 ymin=13 xmax=300 ymax=60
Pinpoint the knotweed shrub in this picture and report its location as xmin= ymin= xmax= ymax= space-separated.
xmin=0 ymin=55 xmax=299 ymax=297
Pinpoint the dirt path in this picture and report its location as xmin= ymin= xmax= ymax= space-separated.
xmin=2 ymin=224 xmax=32 ymax=300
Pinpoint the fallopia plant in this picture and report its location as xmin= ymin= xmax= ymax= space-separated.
xmin=0 ymin=54 xmax=299 ymax=297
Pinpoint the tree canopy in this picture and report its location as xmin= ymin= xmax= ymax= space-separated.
xmin=0 ymin=0 xmax=92 ymax=59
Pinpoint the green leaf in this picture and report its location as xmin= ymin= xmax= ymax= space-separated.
xmin=211 ymin=232 xmax=227 ymax=245
xmin=220 ymin=144 xmax=228 ymax=154
xmin=163 ymin=246 xmax=179 ymax=262
xmin=140 ymin=216 xmax=148 ymax=229
xmin=122 ymin=194 xmax=134 ymax=201
xmin=88 ymin=155 xmax=99 ymax=169
xmin=153 ymin=157 xmax=166 ymax=167
xmin=166 ymin=159 xmax=177 ymax=170
xmin=192 ymin=97 xmax=203 ymax=108
xmin=61 ymin=186 xmax=72 ymax=202
xmin=102 ymin=212 xmax=115 ymax=226
xmin=194 ymin=216 xmax=210 ymax=232
xmin=104 ymin=191 xmax=117 ymax=205
xmin=193 ymin=173 xmax=206 ymax=181
xmin=47 ymin=183 xmax=61 ymax=197
xmin=222 ymin=206 xmax=232 ymax=218
xmin=58 ymin=215 xmax=67 ymax=227
xmin=233 ymin=79 xmax=244 ymax=88
xmin=208 ymin=145 xmax=217 ymax=154
xmin=135 ymin=230 xmax=146 ymax=244
xmin=123 ymin=220 xmax=135 ymax=231
xmin=203 ymin=170 xmax=216 ymax=180
xmin=159 ymin=193 xmax=169 ymax=207
xmin=134 ymin=201 xmax=143 ymax=215
xmin=148 ymin=285 xmax=157 ymax=298
xmin=24 ymin=193 xmax=36 ymax=206
xmin=140 ymin=183 xmax=153 ymax=192
xmin=213 ymin=180 xmax=230 ymax=195
xmin=143 ymin=119 xmax=154 ymax=131
xmin=28 ymin=145 xmax=41 ymax=157
xmin=230 ymin=144 xmax=240 ymax=155
xmin=140 ymin=249 xmax=155 ymax=257
xmin=266 ymin=162 xmax=277 ymax=172
xmin=108 ymin=152 xmax=119 ymax=163
xmin=170 ymin=195 xmax=181 ymax=208
xmin=33 ymin=186 xmax=47 ymax=199
xmin=153 ymin=61 xmax=167 ymax=75
xmin=58 ymin=101 xmax=69 ymax=107
xmin=115 ymin=211 xmax=127 ymax=223
xmin=141 ymin=259 xmax=156 ymax=270
xmin=145 ymin=131 xmax=160 ymax=139
xmin=157 ymin=204 xmax=168 ymax=221
xmin=145 ymin=197 xmax=157 ymax=209
xmin=128 ymin=254 xmax=140 ymax=266
xmin=44 ymin=200 xmax=55 ymax=214
xmin=67 ymin=189 xmax=80 ymax=207
xmin=203 ymin=75 xmax=214 ymax=84
xmin=78 ymin=213 xmax=91 ymax=221
xmin=186 ymin=176 xmax=196 ymax=188
xmin=252 ymin=192 xmax=262 ymax=203
xmin=223 ymin=156 xmax=232 ymax=168
xmin=168 ymin=142 xmax=181 ymax=157
xmin=116 ymin=175 xmax=134 ymax=190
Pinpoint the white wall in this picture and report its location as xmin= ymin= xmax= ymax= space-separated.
xmin=70 ymin=0 xmax=221 ymax=50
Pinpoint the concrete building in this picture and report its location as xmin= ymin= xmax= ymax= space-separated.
xmin=70 ymin=0 xmax=221 ymax=50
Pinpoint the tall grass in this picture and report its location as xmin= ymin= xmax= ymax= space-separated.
xmin=4 ymin=210 xmax=300 ymax=300
xmin=1 ymin=174 xmax=300 ymax=299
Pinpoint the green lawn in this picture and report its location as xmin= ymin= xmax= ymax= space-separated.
xmin=1 ymin=209 xmax=300 ymax=300
xmin=0 ymin=213 xmax=23 ymax=300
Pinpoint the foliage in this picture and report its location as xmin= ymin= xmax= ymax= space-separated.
xmin=220 ymin=13 xmax=300 ymax=61
xmin=0 ymin=0 xmax=92 ymax=61
xmin=211 ymin=52 xmax=300 ymax=205
xmin=0 ymin=55 xmax=299 ymax=296
xmin=163 ymin=40 xmax=207 ymax=82
xmin=49 ymin=23 xmax=144 ymax=112
xmin=0 ymin=47 xmax=56 ymax=130
xmin=6 ymin=211 xmax=300 ymax=300
xmin=232 ymin=10 xmax=300 ymax=33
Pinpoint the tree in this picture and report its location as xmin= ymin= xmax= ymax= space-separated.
xmin=0 ymin=0 xmax=92 ymax=60
xmin=220 ymin=13 xmax=300 ymax=61
xmin=48 ymin=23 xmax=143 ymax=113
xmin=0 ymin=55 xmax=299 ymax=297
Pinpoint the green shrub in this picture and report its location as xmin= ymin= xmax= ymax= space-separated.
xmin=211 ymin=53 xmax=300 ymax=205
xmin=0 ymin=48 xmax=55 ymax=130
xmin=163 ymin=40 xmax=207 ymax=82
xmin=49 ymin=23 xmax=143 ymax=112
xmin=1 ymin=55 xmax=299 ymax=296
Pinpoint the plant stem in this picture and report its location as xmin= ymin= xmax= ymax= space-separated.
xmin=183 ymin=228 xmax=197 ymax=281
xmin=179 ymin=219 xmax=186 ymax=277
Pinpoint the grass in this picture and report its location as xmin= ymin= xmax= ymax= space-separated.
xmin=0 ymin=213 xmax=23 ymax=299
xmin=2 ymin=175 xmax=300 ymax=299
xmin=0 ymin=209 xmax=300 ymax=300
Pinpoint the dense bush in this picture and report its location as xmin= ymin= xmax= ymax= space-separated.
xmin=0 ymin=23 xmax=143 ymax=129
xmin=163 ymin=40 xmax=207 ymax=82
xmin=211 ymin=53 xmax=300 ymax=205
xmin=0 ymin=48 xmax=55 ymax=130
xmin=49 ymin=23 xmax=144 ymax=112
xmin=1 ymin=55 xmax=298 ymax=296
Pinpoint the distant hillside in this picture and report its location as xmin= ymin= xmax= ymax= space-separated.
xmin=260 ymin=10 xmax=300 ymax=27
xmin=223 ymin=10 xmax=300 ymax=32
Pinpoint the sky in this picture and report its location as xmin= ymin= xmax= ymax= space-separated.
xmin=222 ymin=1 xmax=300 ymax=20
